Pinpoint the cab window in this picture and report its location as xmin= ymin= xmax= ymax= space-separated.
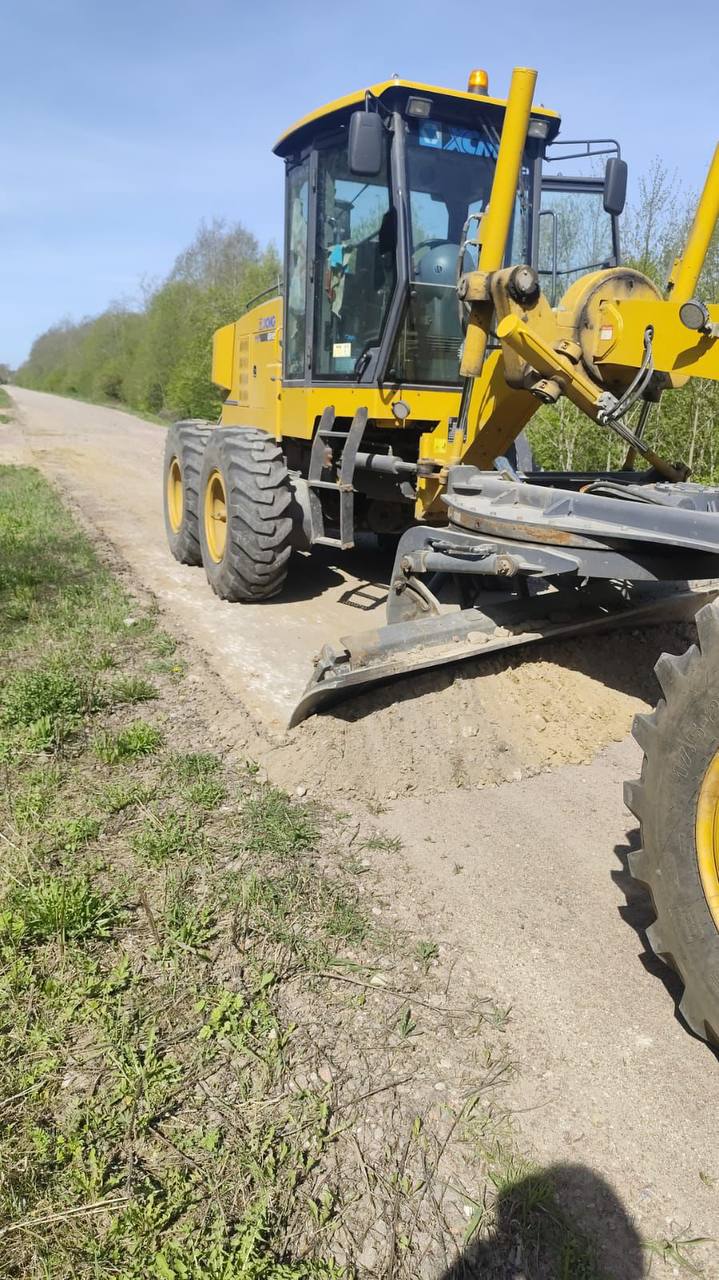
xmin=313 ymin=140 xmax=396 ymax=379
xmin=538 ymin=182 xmax=616 ymax=304
xmin=284 ymin=158 xmax=309 ymax=380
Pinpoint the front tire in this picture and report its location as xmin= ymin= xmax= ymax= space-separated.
xmin=163 ymin=420 xmax=212 ymax=565
xmin=198 ymin=428 xmax=293 ymax=601
xmin=625 ymin=602 xmax=719 ymax=1043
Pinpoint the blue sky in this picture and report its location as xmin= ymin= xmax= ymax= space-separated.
xmin=2 ymin=0 xmax=717 ymax=367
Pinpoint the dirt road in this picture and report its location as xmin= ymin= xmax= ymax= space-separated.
xmin=5 ymin=386 xmax=719 ymax=1277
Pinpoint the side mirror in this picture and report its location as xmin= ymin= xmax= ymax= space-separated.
xmin=348 ymin=111 xmax=384 ymax=176
xmin=603 ymin=157 xmax=628 ymax=216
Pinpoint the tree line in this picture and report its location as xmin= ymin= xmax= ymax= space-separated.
xmin=16 ymin=221 xmax=281 ymax=421
xmin=15 ymin=163 xmax=719 ymax=480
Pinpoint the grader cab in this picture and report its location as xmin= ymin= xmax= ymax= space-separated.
xmin=163 ymin=66 xmax=719 ymax=1043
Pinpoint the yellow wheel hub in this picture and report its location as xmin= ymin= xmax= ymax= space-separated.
xmin=204 ymin=469 xmax=228 ymax=563
xmin=696 ymin=750 xmax=719 ymax=929
xmin=167 ymin=457 xmax=183 ymax=534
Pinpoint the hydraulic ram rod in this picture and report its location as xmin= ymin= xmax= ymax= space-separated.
xmin=667 ymin=142 xmax=719 ymax=302
xmin=460 ymin=66 xmax=537 ymax=378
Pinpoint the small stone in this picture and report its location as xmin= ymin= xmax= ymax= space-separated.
xmin=387 ymin=789 xmax=398 ymax=800
xmin=357 ymin=1243 xmax=378 ymax=1270
xmin=296 ymin=784 xmax=307 ymax=797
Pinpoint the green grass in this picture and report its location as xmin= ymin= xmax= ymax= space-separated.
xmin=241 ymin=784 xmax=319 ymax=858
xmin=94 ymin=720 xmax=163 ymax=763
xmin=110 ymin=674 xmax=159 ymax=704
xmin=131 ymin=810 xmax=201 ymax=865
xmin=0 ymin=467 xmax=353 ymax=1277
xmin=0 ymin=465 xmax=626 ymax=1280
xmin=4 ymin=873 xmax=123 ymax=947
xmin=0 ymin=385 xmax=11 ymax=422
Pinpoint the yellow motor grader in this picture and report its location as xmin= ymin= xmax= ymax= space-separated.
xmin=162 ymin=66 xmax=719 ymax=1042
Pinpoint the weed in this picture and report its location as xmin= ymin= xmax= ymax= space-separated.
xmin=0 ymin=662 xmax=98 ymax=750
xmin=397 ymin=1006 xmax=418 ymax=1039
xmin=95 ymin=720 xmax=163 ymax=763
xmin=103 ymin=780 xmax=157 ymax=813
xmin=52 ymin=814 xmax=101 ymax=852
xmin=148 ymin=631 xmax=177 ymax=658
xmin=362 ymin=832 xmax=403 ymax=854
xmin=111 ymin=675 xmax=159 ymax=704
xmin=169 ymin=751 xmax=222 ymax=782
xmin=132 ymin=811 xmax=200 ymax=865
xmin=2 ymin=663 xmax=92 ymax=725
xmin=186 ymin=778 xmax=226 ymax=809
xmin=167 ymin=754 xmax=226 ymax=808
xmin=163 ymin=868 xmax=217 ymax=953
xmin=323 ymin=893 xmax=367 ymax=944
xmin=415 ymin=940 xmax=439 ymax=973
xmin=89 ymin=648 xmax=118 ymax=671
xmin=10 ymin=766 xmax=63 ymax=829
xmin=646 ymin=1231 xmax=712 ymax=1274
xmin=241 ymin=785 xmax=318 ymax=858
xmin=3 ymin=583 xmax=35 ymax=623
xmin=6 ymin=873 xmax=123 ymax=946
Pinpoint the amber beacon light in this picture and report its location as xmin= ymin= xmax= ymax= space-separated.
xmin=467 ymin=68 xmax=489 ymax=95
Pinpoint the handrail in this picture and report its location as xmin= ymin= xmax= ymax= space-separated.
xmin=244 ymin=276 xmax=283 ymax=312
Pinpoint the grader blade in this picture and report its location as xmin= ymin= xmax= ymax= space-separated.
xmin=289 ymin=582 xmax=719 ymax=726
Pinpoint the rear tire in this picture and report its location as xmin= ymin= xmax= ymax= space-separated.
xmin=199 ymin=428 xmax=293 ymax=601
xmin=625 ymin=602 xmax=719 ymax=1043
xmin=163 ymin=420 xmax=212 ymax=565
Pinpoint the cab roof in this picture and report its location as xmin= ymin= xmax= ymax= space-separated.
xmin=273 ymin=77 xmax=561 ymax=157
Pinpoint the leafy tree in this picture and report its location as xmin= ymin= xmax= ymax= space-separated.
xmin=17 ymin=220 xmax=280 ymax=421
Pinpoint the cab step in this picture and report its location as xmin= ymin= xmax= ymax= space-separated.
xmin=307 ymin=405 xmax=368 ymax=549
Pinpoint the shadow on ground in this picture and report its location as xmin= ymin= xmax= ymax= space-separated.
xmin=439 ymin=1163 xmax=644 ymax=1280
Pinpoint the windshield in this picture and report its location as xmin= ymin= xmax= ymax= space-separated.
xmin=389 ymin=116 xmax=532 ymax=385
